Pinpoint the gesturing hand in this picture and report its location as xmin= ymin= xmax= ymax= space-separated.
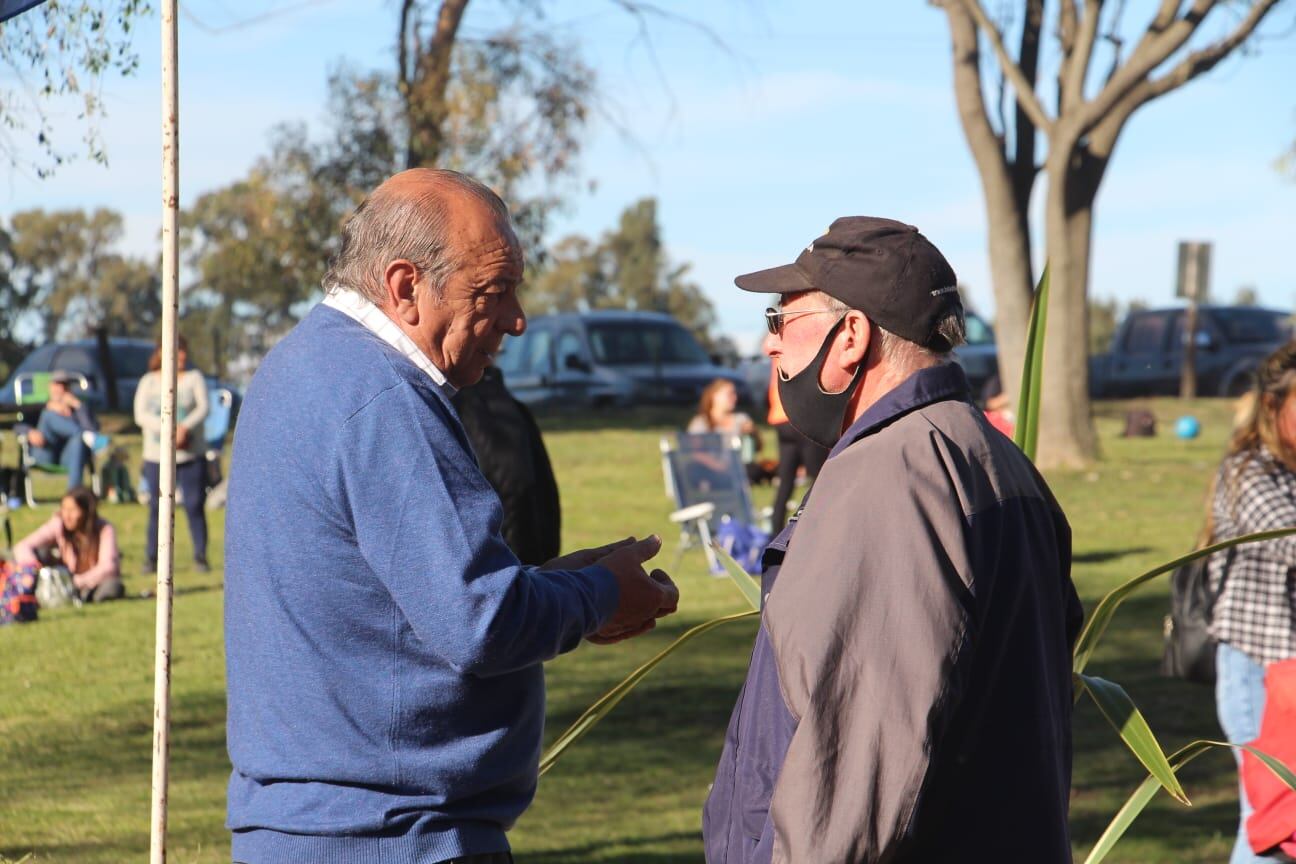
xmin=587 ymin=535 xmax=680 ymax=645
xmin=539 ymin=536 xmax=637 ymax=572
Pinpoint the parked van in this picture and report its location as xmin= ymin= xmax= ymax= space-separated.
xmin=495 ymin=310 xmax=748 ymax=409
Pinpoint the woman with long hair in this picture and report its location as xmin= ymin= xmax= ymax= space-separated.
xmin=688 ymin=378 xmax=763 ymax=485
xmin=1207 ymin=342 xmax=1296 ymax=864
xmin=134 ymin=334 xmax=210 ymax=573
xmin=13 ymin=486 xmax=122 ymax=603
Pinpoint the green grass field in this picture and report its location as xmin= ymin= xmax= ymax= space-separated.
xmin=0 ymin=398 xmax=1258 ymax=862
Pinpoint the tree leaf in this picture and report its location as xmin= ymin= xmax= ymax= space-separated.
xmin=712 ymin=542 xmax=762 ymax=611
xmin=1075 ymin=673 xmax=1188 ymax=804
xmin=1082 ymin=739 xmax=1296 ymax=864
xmin=539 ymin=609 xmax=759 ymax=777
xmin=1072 ymin=527 xmax=1296 ymax=677
xmin=1013 ymin=264 xmax=1049 ymax=461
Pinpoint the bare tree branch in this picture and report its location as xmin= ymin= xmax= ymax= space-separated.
xmin=941 ymin=0 xmax=1008 ymax=166
xmin=956 ymin=0 xmax=1054 ymax=132
xmin=1101 ymin=0 xmax=1130 ymax=85
xmin=1151 ymin=0 xmax=1184 ymax=31
xmin=1013 ymin=0 xmax=1043 ymax=207
xmin=398 ymin=0 xmax=416 ymax=97
xmin=1061 ymin=0 xmax=1103 ymax=112
xmin=1080 ymin=0 xmax=1276 ymax=134
xmin=1137 ymin=0 xmax=1280 ymax=104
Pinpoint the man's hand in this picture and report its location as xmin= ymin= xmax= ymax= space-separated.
xmin=539 ymin=536 xmax=637 ymax=572
xmin=27 ymin=428 xmax=46 ymax=448
xmin=175 ymin=426 xmax=190 ymax=448
xmin=588 ymin=536 xmax=680 ymax=645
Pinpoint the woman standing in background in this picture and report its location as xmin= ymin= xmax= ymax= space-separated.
xmin=1207 ymin=342 xmax=1296 ymax=864
xmin=135 ymin=335 xmax=210 ymax=573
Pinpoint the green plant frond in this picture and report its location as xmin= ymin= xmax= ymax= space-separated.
xmin=1074 ymin=673 xmax=1188 ymax=805
xmin=539 ymin=609 xmax=759 ymax=777
xmin=1082 ymin=739 xmax=1296 ymax=864
xmin=1013 ymin=264 xmax=1049 ymax=461
xmin=1072 ymin=527 xmax=1296 ymax=676
xmin=712 ymin=542 xmax=762 ymax=611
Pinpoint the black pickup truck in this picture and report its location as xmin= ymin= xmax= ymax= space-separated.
xmin=1090 ymin=305 xmax=1293 ymax=399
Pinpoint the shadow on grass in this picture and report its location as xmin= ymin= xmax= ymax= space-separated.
xmin=1074 ymin=546 xmax=1153 ymax=564
xmin=524 ymin=830 xmax=702 ymax=863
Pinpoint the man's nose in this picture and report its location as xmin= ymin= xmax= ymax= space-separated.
xmin=504 ymin=295 xmax=526 ymax=336
xmin=761 ymin=331 xmax=779 ymax=357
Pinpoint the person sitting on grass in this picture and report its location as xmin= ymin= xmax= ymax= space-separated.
xmin=13 ymin=486 xmax=123 ymax=604
xmin=24 ymin=369 xmax=101 ymax=490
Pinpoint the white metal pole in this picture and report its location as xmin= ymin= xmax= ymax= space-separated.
xmin=150 ymin=0 xmax=180 ymax=860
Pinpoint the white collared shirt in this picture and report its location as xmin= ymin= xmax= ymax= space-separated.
xmin=322 ymin=288 xmax=456 ymax=394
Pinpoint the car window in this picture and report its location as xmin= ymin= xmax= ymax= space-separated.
xmin=1122 ymin=314 xmax=1168 ymax=354
xmin=495 ymin=333 xmax=526 ymax=375
xmin=1212 ymin=309 xmax=1291 ymax=344
xmin=1168 ymin=312 xmax=1220 ymax=350
xmin=964 ymin=313 xmax=994 ymax=346
xmin=555 ymin=330 xmax=585 ymax=367
xmin=587 ymin=322 xmax=710 ymax=366
xmin=524 ymin=329 xmax=554 ymax=375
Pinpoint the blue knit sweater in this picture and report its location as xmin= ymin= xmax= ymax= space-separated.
xmin=224 ymin=305 xmax=620 ymax=863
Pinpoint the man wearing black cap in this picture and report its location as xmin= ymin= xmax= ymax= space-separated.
xmin=703 ymin=218 xmax=1083 ymax=863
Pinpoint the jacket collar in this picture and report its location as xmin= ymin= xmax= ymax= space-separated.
xmin=828 ymin=362 xmax=973 ymax=459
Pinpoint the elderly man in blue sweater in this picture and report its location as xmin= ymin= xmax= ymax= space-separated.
xmin=224 ymin=168 xmax=680 ymax=864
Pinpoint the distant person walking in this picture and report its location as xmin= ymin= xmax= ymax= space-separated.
xmin=1206 ymin=342 xmax=1296 ymax=864
xmin=135 ymin=335 xmax=210 ymax=573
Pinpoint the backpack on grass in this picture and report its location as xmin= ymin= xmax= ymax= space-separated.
xmin=1 ymin=561 xmax=39 ymax=625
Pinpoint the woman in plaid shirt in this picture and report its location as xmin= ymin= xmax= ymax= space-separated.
xmin=1208 ymin=342 xmax=1296 ymax=864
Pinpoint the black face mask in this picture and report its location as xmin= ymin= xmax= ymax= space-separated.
xmin=776 ymin=316 xmax=865 ymax=449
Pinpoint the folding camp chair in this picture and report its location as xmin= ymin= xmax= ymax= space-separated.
xmin=14 ymin=372 xmax=103 ymax=506
xmin=203 ymin=386 xmax=234 ymax=492
xmin=660 ymin=432 xmax=766 ymax=573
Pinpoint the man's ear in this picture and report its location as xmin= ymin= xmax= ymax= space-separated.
xmin=836 ymin=310 xmax=872 ymax=372
xmin=383 ymin=259 xmax=420 ymax=325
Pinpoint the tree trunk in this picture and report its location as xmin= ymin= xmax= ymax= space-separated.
xmin=1037 ymin=147 xmax=1100 ymax=469
xmin=982 ymin=185 xmax=1035 ymax=407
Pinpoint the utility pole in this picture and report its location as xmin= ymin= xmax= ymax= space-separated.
xmin=1178 ymin=241 xmax=1211 ymax=400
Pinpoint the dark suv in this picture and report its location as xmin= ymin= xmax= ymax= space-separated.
xmin=1090 ymin=306 xmax=1293 ymax=398
xmin=495 ymin=310 xmax=748 ymax=409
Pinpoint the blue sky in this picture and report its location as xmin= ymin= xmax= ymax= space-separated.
xmin=3 ymin=0 xmax=1294 ymax=353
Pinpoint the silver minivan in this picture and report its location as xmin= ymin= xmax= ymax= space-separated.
xmin=495 ymin=310 xmax=748 ymax=409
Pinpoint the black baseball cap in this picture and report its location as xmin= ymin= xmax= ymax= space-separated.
xmin=736 ymin=216 xmax=962 ymax=350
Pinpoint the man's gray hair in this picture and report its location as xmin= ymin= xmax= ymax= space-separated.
xmin=322 ymin=168 xmax=510 ymax=305
xmin=817 ymin=291 xmax=965 ymax=365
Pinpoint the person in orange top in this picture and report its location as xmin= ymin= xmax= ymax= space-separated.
xmin=13 ymin=486 xmax=123 ymax=603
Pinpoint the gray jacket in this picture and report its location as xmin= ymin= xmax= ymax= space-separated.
xmin=704 ymin=364 xmax=1083 ymax=863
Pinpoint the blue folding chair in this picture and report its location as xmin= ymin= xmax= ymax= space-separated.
xmin=203 ymin=386 xmax=235 ymax=497
xmin=660 ymin=432 xmax=766 ymax=574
